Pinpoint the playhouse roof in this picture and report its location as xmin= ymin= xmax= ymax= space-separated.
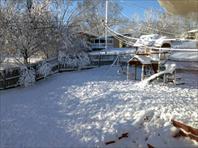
xmin=129 ymin=55 xmax=152 ymax=65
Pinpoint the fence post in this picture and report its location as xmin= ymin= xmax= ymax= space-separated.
xmin=3 ymin=70 xmax=6 ymax=89
xmin=98 ymin=54 xmax=101 ymax=67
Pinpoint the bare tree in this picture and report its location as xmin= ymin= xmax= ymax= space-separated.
xmin=76 ymin=0 xmax=126 ymax=36
xmin=0 ymin=0 xmax=64 ymax=64
xmin=117 ymin=8 xmax=198 ymax=38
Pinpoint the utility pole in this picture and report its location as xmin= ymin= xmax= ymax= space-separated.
xmin=105 ymin=0 xmax=108 ymax=50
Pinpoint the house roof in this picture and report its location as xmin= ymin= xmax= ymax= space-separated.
xmin=187 ymin=29 xmax=198 ymax=33
xmin=95 ymin=33 xmax=133 ymax=40
xmin=128 ymin=55 xmax=152 ymax=65
xmin=76 ymin=31 xmax=97 ymax=37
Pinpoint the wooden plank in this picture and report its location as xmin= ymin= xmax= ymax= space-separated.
xmin=173 ymin=129 xmax=198 ymax=142
xmin=147 ymin=144 xmax=155 ymax=148
xmin=172 ymin=119 xmax=198 ymax=135
xmin=105 ymin=140 xmax=116 ymax=145
xmin=118 ymin=132 xmax=128 ymax=140
xmin=5 ymin=75 xmax=20 ymax=80
xmin=5 ymin=84 xmax=19 ymax=88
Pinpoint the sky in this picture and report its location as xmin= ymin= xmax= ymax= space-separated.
xmin=118 ymin=0 xmax=165 ymax=19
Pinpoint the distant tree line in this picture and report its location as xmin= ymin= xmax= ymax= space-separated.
xmin=117 ymin=8 xmax=198 ymax=38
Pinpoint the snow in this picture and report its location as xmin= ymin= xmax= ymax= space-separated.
xmin=176 ymin=70 xmax=198 ymax=88
xmin=188 ymin=29 xmax=198 ymax=33
xmin=129 ymin=55 xmax=152 ymax=64
xmin=37 ymin=61 xmax=52 ymax=77
xmin=0 ymin=57 xmax=44 ymax=70
xmin=134 ymin=34 xmax=197 ymax=49
xmin=134 ymin=34 xmax=160 ymax=47
xmin=168 ymin=51 xmax=198 ymax=71
xmin=18 ymin=66 xmax=36 ymax=87
xmin=0 ymin=63 xmax=17 ymax=71
xmin=171 ymin=40 xmax=198 ymax=49
xmin=3 ymin=57 xmax=43 ymax=64
xmin=0 ymin=66 xmax=198 ymax=148
xmin=89 ymin=48 xmax=136 ymax=56
xmin=169 ymin=52 xmax=198 ymax=62
xmin=58 ymin=52 xmax=90 ymax=68
xmin=154 ymin=36 xmax=169 ymax=47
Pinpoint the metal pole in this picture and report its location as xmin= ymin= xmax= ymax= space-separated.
xmin=158 ymin=48 xmax=161 ymax=73
xmin=156 ymin=48 xmax=161 ymax=81
xmin=105 ymin=0 xmax=108 ymax=51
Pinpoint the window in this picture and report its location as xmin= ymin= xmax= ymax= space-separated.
xmin=100 ymin=39 xmax=105 ymax=43
xmin=108 ymin=40 xmax=112 ymax=43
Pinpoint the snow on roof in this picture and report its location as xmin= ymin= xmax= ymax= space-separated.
xmin=154 ymin=36 xmax=170 ymax=47
xmin=134 ymin=34 xmax=161 ymax=47
xmin=76 ymin=31 xmax=97 ymax=37
xmin=129 ymin=55 xmax=152 ymax=64
xmin=135 ymin=33 xmax=197 ymax=49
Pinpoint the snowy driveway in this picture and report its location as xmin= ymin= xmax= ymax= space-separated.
xmin=0 ymin=66 xmax=198 ymax=148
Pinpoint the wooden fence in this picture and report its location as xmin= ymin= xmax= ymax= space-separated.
xmin=0 ymin=54 xmax=118 ymax=90
xmin=0 ymin=57 xmax=97 ymax=90
xmin=0 ymin=52 xmax=132 ymax=90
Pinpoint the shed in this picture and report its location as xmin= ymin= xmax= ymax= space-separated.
xmin=127 ymin=55 xmax=158 ymax=80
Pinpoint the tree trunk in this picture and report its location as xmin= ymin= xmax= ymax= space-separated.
xmin=24 ymin=57 xmax=28 ymax=65
xmin=24 ymin=49 xmax=28 ymax=65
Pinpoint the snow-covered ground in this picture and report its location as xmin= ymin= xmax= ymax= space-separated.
xmin=0 ymin=66 xmax=198 ymax=148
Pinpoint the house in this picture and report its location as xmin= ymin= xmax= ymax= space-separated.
xmin=181 ymin=29 xmax=198 ymax=40
xmin=77 ymin=32 xmax=134 ymax=51
xmin=76 ymin=32 xmax=123 ymax=51
xmin=77 ymin=32 xmax=97 ymax=50
xmin=91 ymin=36 xmax=122 ymax=50
xmin=127 ymin=55 xmax=159 ymax=80
xmin=91 ymin=34 xmax=133 ymax=51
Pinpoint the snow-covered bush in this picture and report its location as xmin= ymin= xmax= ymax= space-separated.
xmin=37 ymin=61 xmax=52 ymax=77
xmin=18 ymin=66 xmax=35 ymax=87
xmin=58 ymin=52 xmax=90 ymax=68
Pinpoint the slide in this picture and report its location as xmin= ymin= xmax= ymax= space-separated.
xmin=142 ymin=64 xmax=176 ymax=84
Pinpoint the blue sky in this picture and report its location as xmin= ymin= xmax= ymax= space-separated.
xmin=119 ymin=0 xmax=165 ymax=18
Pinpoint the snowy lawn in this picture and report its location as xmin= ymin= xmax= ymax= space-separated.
xmin=0 ymin=66 xmax=198 ymax=148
